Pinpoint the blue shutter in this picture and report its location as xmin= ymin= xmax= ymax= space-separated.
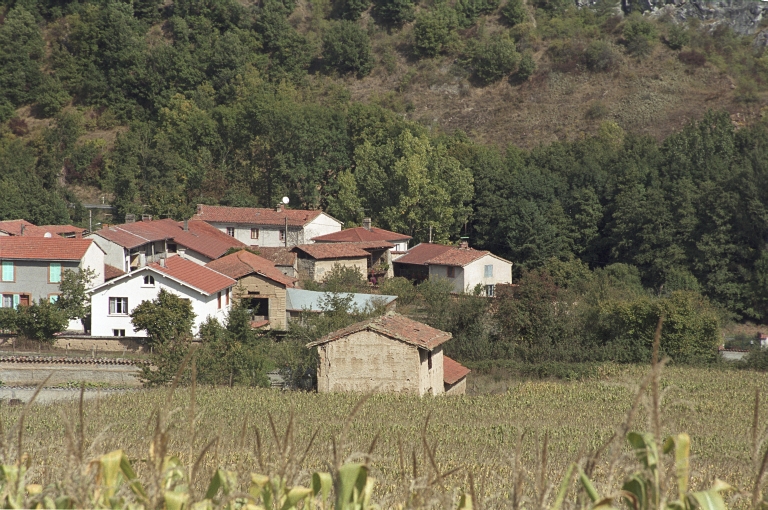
xmin=50 ymin=263 xmax=62 ymax=283
xmin=12 ymin=294 xmax=19 ymax=310
xmin=1 ymin=261 xmax=13 ymax=281
xmin=50 ymin=295 xmax=59 ymax=303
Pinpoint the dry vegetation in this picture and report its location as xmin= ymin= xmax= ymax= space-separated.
xmin=2 ymin=364 xmax=766 ymax=507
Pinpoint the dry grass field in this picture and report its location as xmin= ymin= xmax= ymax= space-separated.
xmin=2 ymin=364 xmax=766 ymax=507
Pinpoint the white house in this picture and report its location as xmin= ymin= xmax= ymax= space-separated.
xmin=88 ymin=254 xmax=235 ymax=338
xmin=393 ymin=242 xmax=513 ymax=296
xmin=193 ymin=204 xmax=343 ymax=248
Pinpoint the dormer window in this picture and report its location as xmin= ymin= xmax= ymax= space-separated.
xmin=143 ymin=275 xmax=155 ymax=286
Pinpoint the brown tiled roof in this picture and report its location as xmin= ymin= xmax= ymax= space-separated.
xmin=312 ymin=226 xmax=411 ymax=243
xmin=206 ymin=250 xmax=297 ymax=287
xmin=307 ymin=312 xmax=452 ymax=350
xmin=427 ymin=247 xmax=489 ymax=267
xmin=0 ymin=219 xmax=35 ymax=236
xmin=104 ymin=264 xmax=125 ymax=281
xmin=0 ymin=237 xmax=94 ymax=261
xmin=193 ymin=204 xmax=335 ymax=227
xmin=148 ymin=255 xmax=235 ymax=295
xmin=256 ymin=247 xmax=296 ymax=266
xmin=293 ymin=243 xmax=370 ymax=260
xmin=392 ymin=243 xmax=453 ymax=265
xmin=95 ymin=218 xmax=244 ymax=258
xmin=250 ymin=319 xmax=270 ymax=329
xmin=347 ymin=241 xmax=395 ymax=250
xmin=36 ymin=225 xmax=85 ymax=237
xmin=443 ymin=356 xmax=471 ymax=385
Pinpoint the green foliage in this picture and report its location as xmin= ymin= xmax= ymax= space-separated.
xmin=472 ymin=32 xmax=520 ymax=84
xmin=412 ymin=5 xmax=459 ymax=57
xmin=34 ymin=75 xmax=71 ymax=117
xmin=332 ymin=0 xmax=371 ymax=20
xmin=622 ymin=15 xmax=657 ymax=56
xmin=323 ymin=21 xmax=374 ymax=77
xmin=584 ymin=40 xmax=620 ymax=71
xmin=55 ymin=268 xmax=95 ymax=321
xmin=130 ymin=288 xmax=196 ymax=345
xmin=322 ymin=263 xmax=369 ymax=293
xmin=455 ymin=0 xmax=499 ymax=29
xmin=0 ymin=7 xmax=44 ymax=108
xmin=665 ymin=23 xmax=690 ymax=50
xmin=372 ymin=0 xmax=415 ymax=26
xmin=379 ymin=276 xmax=417 ymax=305
xmin=13 ymin=299 xmax=69 ymax=343
xmin=500 ymin=0 xmax=527 ymax=26
xmin=516 ymin=50 xmax=536 ymax=79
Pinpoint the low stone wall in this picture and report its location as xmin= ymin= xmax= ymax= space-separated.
xmin=54 ymin=336 xmax=148 ymax=353
xmin=0 ymin=361 xmax=142 ymax=387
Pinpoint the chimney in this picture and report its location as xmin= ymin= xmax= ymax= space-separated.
xmin=125 ymin=214 xmax=135 ymax=223
xmin=20 ymin=224 xmax=25 ymax=236
xmin=159 ymin=257 xmax=165 ymax=268
xmin=178 ymin=248 xmax=186 ymax=259
xmin=363 ymin=218 xmax=372 ymax=231
xmin=196 ymin=204 xmax=203 ymax=215
xmin=141 ymin=214 xmax=152 ymax=222
xmin=276 ymin=203 xmax=283 ymax=212
xmin=459 ymin=240 xmax=469 ymax=249
xmin=183 ymin=219 xmax=189 ymax=231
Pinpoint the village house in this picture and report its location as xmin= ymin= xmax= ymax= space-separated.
xmin=88 ymin=254 xmax=235 ymax=337
xmin=307 ymin=312 xmax=470 ymax=396
xmin=393 ymin=242 xmax=513 ymax=296
xmin=0 ymin=219 xmax=86 ymax=238
xmin=0 ymin=237 xmax=106 ymax=330
xmin=90 ymin=217 xmax=245 ymax=272
xmin=311 ymin=218 xmax=412 ymax=253
xmin=286 ymin=288 xmax=397 ymax=321
xmin=193 ymin=204 xmax=342 ymax=247
xmin=205 ymin=250 xmax=298 ymax=330
xmin=292 ymin=244 xmax=370 ymax=282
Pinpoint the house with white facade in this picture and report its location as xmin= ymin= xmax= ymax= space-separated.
xmin=193 ymin=204 xmax=342 ymax=248
xmin=393 ymin=242 xmax=513 ymax=296
xmin=88 ymin=254 xmax=235 ymax=337
xmin=90 ymin=218 xmax=245 ymax=272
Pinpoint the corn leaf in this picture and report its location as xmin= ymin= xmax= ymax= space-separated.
xmin=663 ymin=434 xmax=691 ymax=498
xmin=578 ymin=467 xmax=600 ymax=503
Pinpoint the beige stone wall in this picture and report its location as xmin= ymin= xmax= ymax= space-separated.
xmin=418 ymin=346 xmax=444 ymax=396
xmin=444 ymin=378 xmax=467 ymax=396
xmin=53 ymin=337 xmax=147 ymax=353
xmin=316 ymin=331 xmax=421 ymax=394
xmin=298 ymin=258 xmax=367 ymax=282
xmin=233 ymin=275 xmax=287 ymax=329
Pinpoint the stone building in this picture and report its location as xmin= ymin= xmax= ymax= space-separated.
xmin=307 ymin=312 xmax=470 ymax=396
xmin=292 ymin=244 xmax=369 ymax=282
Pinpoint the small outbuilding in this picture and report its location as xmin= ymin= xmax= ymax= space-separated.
xmin=307 ymin=312 xmax=470 ymax=396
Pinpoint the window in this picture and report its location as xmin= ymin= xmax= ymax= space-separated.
xmin=143 ymin=275 xmax=155 ymax=286
xmin=1 ymin=295 xmax=12 ymax=308
xmin=113 ymin=329 xmax=126 ymax=337
xmin=447 ymin=266 xmax=455 ymax=278
xmin=1 ymin=261 xmax=14 ymax=282
xmin=485 ymin=284 xmax=495 ymax=297
xmin=484 ymin=264 xmax=493 ymax=278
xmin=251 ymin=228 xmax=259 ymax=239
xmin=279 ymin=229 xmax=285 ymax=241
xmin=168 ymin=243 xmax=178 ymax=253
xmin=217 ymin=291 xmax=222 ymax=309
xmin=49 ymin=262 xmax=62 ymax=283
xmin=109 ymin=297 xmax=128 ymax=315
xmin=49 ymin=294 xmax=59 ymax=303
xmin=226 ymin=227 xmax=235 ymax=237
xmin=428 ymin=351 xmax=433 ymax=370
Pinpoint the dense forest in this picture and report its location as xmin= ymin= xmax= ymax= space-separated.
xmin=3 ymin=0 xmax=768 ymax=324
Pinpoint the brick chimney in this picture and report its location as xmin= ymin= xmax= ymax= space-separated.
xmin=183 ymin=219 xmax=189 ymax=231
xmin=458 ymin=240 xmax=469 ymax=249
xmin=276 ymin=203 xmax=283 ymax=212
xmin=363 ymin=217 xmax=372 ymax=231
xmin=141 ymin=214 xmax=152 ymax=222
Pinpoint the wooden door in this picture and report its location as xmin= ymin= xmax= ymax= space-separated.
xmin=19 ymin=295 xmax=30 ymax=307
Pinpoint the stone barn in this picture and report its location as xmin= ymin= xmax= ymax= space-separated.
xmin=307 ymin=312 xmax=470 ymax=396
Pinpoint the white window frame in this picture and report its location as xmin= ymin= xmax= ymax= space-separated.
xmin=251 ymin=228 xmax=259 ymax=239
xmin=485 ymin=284 xmax=495 ymax=297
xmin=484 ymin=264 xmax=493 ymax=278
xmin=1 ymin=261 xmax=14 ymax=282
xmin=109 ymin=297 xmax=129 ymax=315
xmin=226 ymin=227 xmax=235 ymax=237
xmin=142 ymin=274 xmax=155 ymax=287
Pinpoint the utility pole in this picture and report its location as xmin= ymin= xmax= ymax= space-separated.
xmin=89 ymin=209 xmax=92 ymax=233
xmin=429 ymin=225 xmax=432 ymax=243
xmin=284 ymin=215 xmax=288 ymax=248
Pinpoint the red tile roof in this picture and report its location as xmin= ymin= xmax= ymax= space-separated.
xmin=312 ymin=226 xmax=411 ymax=243
xmin=394 ymin=243 xmax=500 ymax=267
xmin=206 ymin=250 xmax=297 ymax=287
xmin=0 ymin=219 xmax=35 ymax=236
xmin=347 ymin=241 xmax=395 ymax=250
xmin=95 ymin=218 xmax=244 ymax=258
xmin=256 ymin=247 xmax=296 ymax=267
xmin=0 ymin=237 xmax=95 ymax=261
xmin=193 ymin=204 xmax=335 ymax=227
xmin=36 ymin=225 xmax=85 ymax=237
xmin=250 ymin=319 xmax=270 ymax=329
xmin=443 ymin=356 xmax=471 ymax=385
xmin=293 ymin=243 xmax=370 ymax=260
xmin=308 ymin=312 xmax=452 ymax=350
xmin=104 ymin=264 xmax=125 ymax=281
xmin=148 ymin=255 xmax=235 ymax=295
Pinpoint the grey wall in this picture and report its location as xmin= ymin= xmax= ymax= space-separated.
xmin=0 ymin=260 xmax=80 ymax=303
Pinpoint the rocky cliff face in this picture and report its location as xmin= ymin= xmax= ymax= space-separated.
xmin=651 ymin=0 xmax=768 ymax=36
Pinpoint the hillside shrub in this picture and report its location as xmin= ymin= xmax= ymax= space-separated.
xmin=678 ymin=49 xmax=706 ymax=66
xmin=323 ymin=21 xmax=374 ymax=77
xmin=622 ymin=15 xmax=657 ymax=57
xmin=664 ymin=23 xmax=689 ymax=50
xmin=34 ymin=75 xmax=71 ymax=118
xmin=455 ymin=0 xmax=499 ymax=29
xmin=500 ymin=0 xmax=527 ymax=26
xmin=372 ymin=0 xmax=415 ymax=26
xmin=472 ymin=32 xmax=520 ymax=84
xmin=412 ymin=6 xmax=459 ymax=57
xmin=516 ymin=50 xmax=536 ymax=79
xmin=379 ymin=276 xmax=417 ymax=305
xmin=585 ymin=40 xmax=621 ymax=71
xmin=331 ymin=0 xmax=370 ymax=20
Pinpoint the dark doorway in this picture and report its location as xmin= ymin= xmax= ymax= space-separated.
xmin=246 ymin=297 xmax=269 ymax=319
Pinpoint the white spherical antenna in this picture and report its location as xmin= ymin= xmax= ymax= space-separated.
xmin=281 ymin=196 xmax=290 ymax=205
xmin=43 ymin=232 xmax=53 ymax=238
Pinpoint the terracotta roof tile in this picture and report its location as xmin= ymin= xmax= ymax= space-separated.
xmin=256 ymin=247 xmax=296 ymax=266
xmin=0 ymin=219 xmax=35 ymax=236
xmin=0 ymin=237 xmax=94 ymax=261
xmin=35 ymin=225 xmax=85 ymax=237
xmin=426 ymin=247 xmax=489 ymax=267
xmin=443 ymin=356 xmax=470 ymax=385
xmin=206 ymin=250 xmax=297 ymax=287
xmin=104 ymin=264 xmax=125 ymax=281
xmin=308 ymin=312 xmax=452 ymax=350
xmin=312 ymin=226 xmax=411 ymax=243
xmin=148 ymin=255 xmax=235 ymax=295
xmin=193 ymin=204 xmax=334 ymax=227
xmin=392 ymin=243 xmax=454 ymax=265
xmin=293 ymin=243 xmax=370 ymax=260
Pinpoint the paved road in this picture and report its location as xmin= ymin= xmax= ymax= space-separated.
xmin=0 ymin=362 xmax=142 ymax=387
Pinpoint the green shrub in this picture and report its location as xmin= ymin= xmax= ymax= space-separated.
xmin=455 ymin=0 xmax=499 ymax=29
xmin=585 ymin=40 xmax=620 ymax=71
xmin=665 ymin=23 xmax=689 ymax=50
xmin=472 ymin=32 xmax=520 ymax=84
xmin=585 ymin=101 xmax=609 ymax=119
xmin=130 ymin=289 xmax=196 ymax=345
xmin=622 ymin=15 xmax=657 ymax=57
xmin=743 ymin=348 xmax=768 ymax=371
xmin=332 ymin=0 xmax=370 ymax=20
xmin=379 ymin=276 xmax=417 ymax=305
xmin=412 ymin=6 xmax=458 ymax=57
xmin=372 ymin=0 xmax=415 ymax=26
xmin=516 ymin=50 xmax=536 ymax=79
xmin=500 ymin=0 xmax=527 ymax=26
xmin=323 ymin=21 xmax=374 ymax=76
xmin=34 ymin=75 xmax=70 ymax=118
xmin=13 ymin=299 xmax=69 ymax=343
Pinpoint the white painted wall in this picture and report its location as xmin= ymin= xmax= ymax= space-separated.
xmin=303 ymin=214 xmax=343 ymax=243
xmin=90 ymin=269 xmax=231 ymax=337
xmin=81 ymin=242 xmax=106 ymax=287
xmin=178 ymin=249 xmax=210 ymax=266
xmin=206 ymin=222 xmax=299 ymax=247
xmin=91 ymin=235 xmax=127 ymax=272
xmin=462 ymin=255 xmax=513 ymax=294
